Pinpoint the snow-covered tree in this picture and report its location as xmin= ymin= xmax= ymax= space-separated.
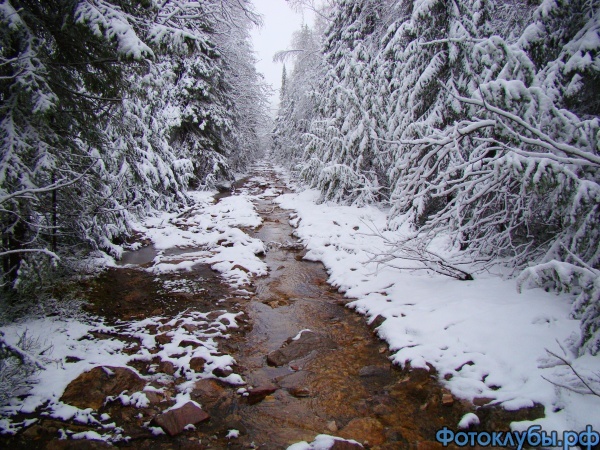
xmin=274 ymin=0 xmax=600 ymax=353
xmin=0 ymin=0 xmax=266 ymax=289
xmin=273 ymin=23 xmax=325 ymax=171
xmin=211 ymin=0 xmax=269 ymax=174
xmin=385 ymin=0 xmax=600 ymax=353
xmin=300 ymin=0 xmax=391 ymax=204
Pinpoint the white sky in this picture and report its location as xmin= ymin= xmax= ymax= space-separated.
xmin=250 ymin=0 xmax=314 ymax=114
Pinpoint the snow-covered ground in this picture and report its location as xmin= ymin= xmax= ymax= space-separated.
xmin=276 ymin=182 xmax=600 ymax=434
xmin=0 ymin=188 xmax=266 ymax=439
xmin=0 ymin=310 xmax=244 ymax=438
xmin=132 ymin=190 xmax=266 ymax=287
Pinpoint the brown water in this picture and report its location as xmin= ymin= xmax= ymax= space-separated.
xmin=229 ymin=164 xmax=476 ymax=449
xmin=0 ymin=163 xmax=542 ymax=450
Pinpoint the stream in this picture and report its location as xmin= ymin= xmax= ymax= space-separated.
xmin=0 ymin=163 xmax=536 ymax=450
xmin=220 ymin=164 xmax=474 ymax=448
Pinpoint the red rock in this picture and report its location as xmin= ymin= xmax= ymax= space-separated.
xmin=61 ymin=366 xmax=145 ymax=410
xmin=473 ymin=396 xmax=495 ymax=406
xmin=288 ymin=387 xmax=310 ymax=398
xmin=189 ymin=357 xmax=206 ymax=373
xmin=442 ymin=393 xmax=454 ymax=406
xmin=155 ymin=333 xmax=172 ymax=346
xmin=326 ymin=420 xmax=338 ymax=432
xmin=144 ymin=391 xmax=167 ymax=404
xmin=339 ymin=417 xmax=385 ymax=446
xmin=192 ymin=379 xmax=226 ymax=408
xmin=158 ymin=360 xmax=176 ymax=375
xmin=212 ymin=366 xmax=233 ymax=377
xmin=247 ymin=385 xmax=278 ymax=405
xmin=179 ymin=339 xmax=200 ymax=348
xmin=368 ymin=314 xmax=386 ymax=330
xmin=152 ymin=402 xmax=209 ymax=436
xmin=267 ymin=331 xmax=336 ymax=367
xmin=330 ymin=440 xmax=364 ymax=450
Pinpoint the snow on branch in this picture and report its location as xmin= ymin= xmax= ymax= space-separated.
xmin=540 ymin=341 xmax=600 ymax=397
xmin=455 ymin=94 xmax=600 ymax=167
xmin=75 ymin=0 xmax=154 ymax=59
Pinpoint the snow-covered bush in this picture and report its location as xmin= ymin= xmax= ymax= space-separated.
xmin=0 ymin=330 xmax=47 ymax=407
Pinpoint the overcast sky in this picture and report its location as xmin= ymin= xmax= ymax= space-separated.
xmin=250 ymin=0 xmax=314 ymax=114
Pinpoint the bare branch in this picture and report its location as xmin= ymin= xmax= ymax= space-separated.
xmin=542 ymin=347 xmax=600 ymax=398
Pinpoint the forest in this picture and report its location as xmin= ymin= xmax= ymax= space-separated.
xmin=0 ymin=0 xmax=599 ymax=446
xmin=273 ymin=0 xmax=600 ymax=355
xmin=0 ymin=0 xmax=267 ymax=292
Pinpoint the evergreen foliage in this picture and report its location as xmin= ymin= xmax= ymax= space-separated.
xmin=274 ymin=0 xmax=600 ymax=354
xmin=0 ymin=0 xmax=266 ymax=288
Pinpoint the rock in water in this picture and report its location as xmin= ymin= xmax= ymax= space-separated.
xmin=60 ymin=366 xmax=145 ymax=410
xmin=339 ymin=417 xmax=386 ymax=446
xmin=358 ymin=365 xmax=390 ymax=377
xmin=330 ymin=440 xmax=364 ymax=450
xmin=246 ymin=385 xmax=278 ymax=405
xmin=152 ymin=402 xmax=210 ymax=436
xmin=192 ymin=379 xmax=227 ymax=409
xmin=266 ymin=331 xmax=336 ymax=367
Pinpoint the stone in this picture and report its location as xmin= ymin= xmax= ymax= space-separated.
xmin=246 ymin=385 xmax=278 ymax=405
xmin=21 ymin=422 xmax=72 ymax=441
xmin=155 ymin=333 xmax=172 ymax=346
xmin=288 ymin=387 xmax=310 ymax=398
xmin=65 ymin=356 xmax=82 ymax=363
xmin=326 ymin=420 xmax=338 ymax=432
xmin=442 ymin=393 xmax=454 ymax=406
xmin=212 ymin=366 xmax=234 ymax=378
xmin=179 ymin=339 xmax=201 ymax=348
xmin=330 ymin=440 xmax=364 ymax=450
xmin=158 ymin=360 xmax=176 ymax=375
xmin=152 ymin=402 xmax=209 ymax=436
xmin=278 ymin=372 xmax=312 ymax=398
xmin=266 ymin=331 xmax=336 ymax=367
xmin=368 ymin=315 xmax=386 ymax=330
xmin=61 ymin=366 xmax=145 ymax=410
xmin=339 ymin=417 xmax=385 ymax=446
xmin=358 ymin=365 xmax=389 ymax=377
xmin=144 ymin=391 xmax=168 ymax=405
xmin=473 ymin=396 xmax=495 ymax=406
xmin=192 ymin=379 xmax=226 ymax=409
xmin=189 ymin=357 xmax=206 ymax=373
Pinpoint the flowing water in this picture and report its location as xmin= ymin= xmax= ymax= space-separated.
xmin=228 ymin=164 xmax=477 ymax=448
xmin=1 ymin=163 xmax=539 ymax=450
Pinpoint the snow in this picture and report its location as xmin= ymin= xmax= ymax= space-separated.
xmin=276 ymin=187 xmax=600 ymax=433
xmin=226 ymin=429 xmax=240 ymax=439
xmin=0 ymin=186 xmax=256 ymax=439
xmin=458 ymin=412 xmax=480 ymax=429
xmin=133 ymin=190 xmax=266 ymax=288
xmin=287 ymin=434 xmax=363 ymax=450
xmin=0 ymin=307 xmax=244 ymax=437
xmin=292 ymin=329 xmax=312 ymax=341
